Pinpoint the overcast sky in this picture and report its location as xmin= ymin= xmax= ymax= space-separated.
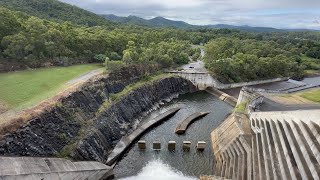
xmin=59 ymin=0 xmax=320 ymax=29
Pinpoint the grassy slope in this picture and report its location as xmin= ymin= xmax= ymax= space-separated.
xmin=299 ymin=89 xmax=320 ymax=103
xmin=97 ymin=73 xmax=174 ymax=114
xmin=0 ymin=64 xmax=101 ymax=110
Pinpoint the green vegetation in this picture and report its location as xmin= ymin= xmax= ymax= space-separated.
xmin=0 ymin=64 xmax=101 ymax=109
xmin=0 ymin=7 xmax=198 ymax=69
xmin=0 ymin=0 xmax=114 ymax=26
xmin=103 ymin=15 xmax=194 ymax=29
xmin=98 ymin=73 xmax=174 ymax=113
xmin=234 ymin=101 xmax=248 ymax=113
xmin=300 ymin=55 xmax=320 ymax=74
xmin=204 ymin=37 xmax=320 ymax=83
xmin=299 ymin=89 xmax=320 ymax=103
xmin=0 ymin=0 xmax=320 ymax=84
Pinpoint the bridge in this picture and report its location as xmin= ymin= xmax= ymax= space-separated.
xmin=167 ymin=70 xmax=288 ymax=90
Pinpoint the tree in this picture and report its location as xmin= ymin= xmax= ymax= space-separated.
xmin=122 ymin=50 xmax=132 ymax=64
xmin=104 ymin=57 xmax=110 ymax=67
xmin=109 ymin=52 xmax=121 ymax=60
xmin=94 ymin=54 xmax=106 ymax=63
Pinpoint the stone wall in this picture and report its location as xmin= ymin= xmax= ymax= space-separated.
xmin=0 ymin=65 xmax=195 ymax=163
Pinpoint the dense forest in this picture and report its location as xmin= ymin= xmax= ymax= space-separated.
xmin=0 ymin=0 xmax=115 ymax=27
xmin=0 ymin=7 xmax=204 ymax=68
xmin=203 ymin=33 xmax=320 ymax=83
xmin=0 ymin=0 xmax=319 ymax=83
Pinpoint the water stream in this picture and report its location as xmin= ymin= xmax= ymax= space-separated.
xmin=113 ymin=91 xmax=233 ymax=179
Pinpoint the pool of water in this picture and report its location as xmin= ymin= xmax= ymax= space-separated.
xmin=113 ymin=91 xmax=233 ymax=179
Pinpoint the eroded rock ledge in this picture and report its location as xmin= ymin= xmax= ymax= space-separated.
xmin=0 ymin=66 xmax=195 ymax=164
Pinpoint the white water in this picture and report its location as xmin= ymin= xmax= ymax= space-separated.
xmin=121 ymin=160 xmax=197 ymax=180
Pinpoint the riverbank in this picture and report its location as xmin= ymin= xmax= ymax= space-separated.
xmin=0 ymin=66 xmax=195 ymax=165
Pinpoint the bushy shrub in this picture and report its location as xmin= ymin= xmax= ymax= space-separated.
xmin=106 ymin=60 xmax=126 ymax=71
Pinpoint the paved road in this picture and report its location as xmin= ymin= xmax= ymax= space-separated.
xmin=181 ymin=60 xmax=208 ymax=73
xmin=180 ymin=48 xmax=207 ymax=73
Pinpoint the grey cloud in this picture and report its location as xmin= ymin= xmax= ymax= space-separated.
xmin=59 ymin=0 xmax=320 ymax=29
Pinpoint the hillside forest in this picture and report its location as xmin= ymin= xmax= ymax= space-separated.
xmin=0 ymin=1 xmax=320 ymax=83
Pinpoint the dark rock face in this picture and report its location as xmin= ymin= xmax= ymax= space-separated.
xmin=0 ymin=66 xmax=195 ymax=162
xmin=73 ymin=77 xmax=194 ymax=162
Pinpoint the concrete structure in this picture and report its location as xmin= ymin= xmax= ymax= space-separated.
xmin=167 ymin=71 xmax=287 ymax=90
xmin=183 ymin=141 xmax=191 ymax=151
xmin=210 ymin=109 xmax=320 ymax=180
xmin=138 ymin=140 xmax=146 ymax=150
xmin=197 ymin=141 xmax=206 ymax=151
xmin=175 ymin=112 xmax=210 ymax=134
xmin=168 ymin=141 xmax=176 ymax=151
xmin=106 ymin=108 xmax=180 ymax=165
xmin=200 ymin=175 xmax=231 ymax=180
xmin=206 ymin=87 xmax=237 ymax=107
xmin=153 ymin=141 xmax=161 ymax=150
xmin=0 ymin=157 xmax=113 ymax=180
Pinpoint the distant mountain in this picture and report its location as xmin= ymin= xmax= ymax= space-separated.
xmin=0 ymin=0 xmax=114 ymax=27
xmin=103 ymin=14 xmax=195 ymax=29
xmin=103 ymin=14 xmax=318 ymax=32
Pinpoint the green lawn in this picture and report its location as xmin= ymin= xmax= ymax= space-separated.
xmin=0 ymin=64 xmax=102 ymax=110
xmin=299 ymin=89 xmax=320 ymax=103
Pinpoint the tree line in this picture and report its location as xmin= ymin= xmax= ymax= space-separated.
xmin=203 ymin=36 xmax=320 ymax=83
xmin=0 ymin=6 xmax=319 ymax=82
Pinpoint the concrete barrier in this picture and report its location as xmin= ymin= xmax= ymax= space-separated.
xmin=106 ymin=108 xmax=180 ymax=165
xmin=183 ymin=141 xmax=191 ymax=151
xmin=175 ymin=112 xmax=210 ymax=134
xmin=168 ymin=141 xmax=176 ymax=151
xmin=168 ymin=71 xmax=287 ymax=90
xmin=0 ymin=157 xmax=113 ymax=180
xmin=138 ymin=140 xmax=146 ymax=149
xmin=206 ymin=87 xmax=237 ymax=107
xmin=153 ymin=141 xmax=161 ymax=150
xmin=197 ymin=141 xmax=206 ymax=151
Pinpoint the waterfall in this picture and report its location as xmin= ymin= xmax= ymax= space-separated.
xmin=121 ymin=159 xmax=197 ymax=180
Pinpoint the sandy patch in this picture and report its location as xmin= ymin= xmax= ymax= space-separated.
xmin=0 ymin=101 xmax=9 ymax=114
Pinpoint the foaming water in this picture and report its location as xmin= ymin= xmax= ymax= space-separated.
xmin=121 ymin=159 xmax=197 ymax=180
xmin=114 ymin=91 xmax=233 ymax=178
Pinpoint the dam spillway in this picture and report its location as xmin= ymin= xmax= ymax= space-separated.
xmin=113 ymin=91 xmax=233 ymax=178
xmin=106 ymin=108 xmax=181 ymax=165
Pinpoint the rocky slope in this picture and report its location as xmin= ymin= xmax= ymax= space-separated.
xmin=0 ymin=66 xmax=195 ymax=163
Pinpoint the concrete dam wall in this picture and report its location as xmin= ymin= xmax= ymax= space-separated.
xmin=169 ymin=71 xmax=287 ymax=90
xmin=0 ymin=66 xmax=195 ymax=164
xmin=209 ymin=88 xmax=320 ymax=180
xmin=0 ymin=157 xmax=112 ymax=180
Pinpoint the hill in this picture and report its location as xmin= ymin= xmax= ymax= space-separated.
xmin=103 ymin=14 xmax=194 ymax=29
xmin=0 ymin=0 xmax=114 ymax=26
xmin=103 ymin=14 xmax=318 ymax=32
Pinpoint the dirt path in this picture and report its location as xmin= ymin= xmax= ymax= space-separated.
xmin=66 ymin=69 xmax=104 ymax=86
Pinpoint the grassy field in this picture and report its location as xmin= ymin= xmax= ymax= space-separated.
xmin=299 ymin=89 xmax=320 ymax=103
xmin=0 ymin=64 xmax=102 ymax=111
